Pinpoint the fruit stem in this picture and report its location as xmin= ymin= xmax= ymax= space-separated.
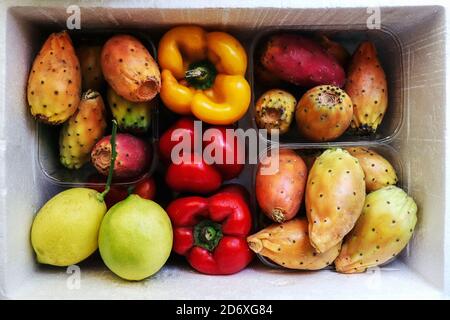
xmin=98 ymin=120 xmax=118 ymax=202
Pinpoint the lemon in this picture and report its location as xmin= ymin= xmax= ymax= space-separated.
xmin=98 ymin=195 xmax=173 ymax=281
xmin=31 ymin=188 xmax=107 ymax=266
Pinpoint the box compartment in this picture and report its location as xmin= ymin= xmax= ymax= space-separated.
xmin=0 ymin=3 xmax=448 ymax=299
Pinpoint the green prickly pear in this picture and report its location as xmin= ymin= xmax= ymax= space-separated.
xmin=27 ymin=31 xmax=81 ymax=124
xmin=306 ymin=148 xmax=365 ymax=253
xmin=77 ymin=45 xmax=104 ymax=91
xmin=295 ymin=85 xmax=353 ymax=142
xmin=107 ymin=87 xmax=153 ymax=134
xmin=335 ymin=186 xmax=417 ymax=273
xmin=59 ymin=90 xmax=106 ymax=169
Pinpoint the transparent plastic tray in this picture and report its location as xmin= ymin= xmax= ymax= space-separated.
xmin=249 ymin=25 xmax=404 ymax=145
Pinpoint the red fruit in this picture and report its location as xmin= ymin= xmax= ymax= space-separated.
xmin=203 ymin=126 xmax=244 ymax=180
xmin=261 ymin=34 xmax=345 ymax=88
xmin=165 ymin=153 xmax=222 ymax=194
xmin=91 ymin=133 xmax=151 ymax=179
xmin=134 ymin=176 xmax=157 ymax=200
xmin=159 ymin=117 xmax=196 ymax=163
xmin=317 ymin=35 xmax=350 ymax=68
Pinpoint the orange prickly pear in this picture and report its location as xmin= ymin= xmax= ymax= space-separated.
xmin=59 ymin=90 xmax=107 ymax=169
xmin=296 ymin=85 xmax=353 ymax=142
xmin=27 ymin=31 xmax=81 ymax=124
xmin=335 ymin=186 xmax=417 ymax=273
xmin=346 ymin=147 xmax=398 ymax=192
xmin=247 ymin=219 xmax=341 ymax=270
xmin=345 ymin=41 xmax=388 ymax=134
xmin=101 ymin=34 xmax=161 ymax=102
xmin=306 ymin=148 xmax=365 ymax=253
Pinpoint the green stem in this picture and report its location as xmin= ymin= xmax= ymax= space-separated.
xmin=97 ymin=120 xmax=118 ymax=202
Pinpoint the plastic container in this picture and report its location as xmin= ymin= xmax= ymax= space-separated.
xmin=250 ymin=26 xmax=404 ymax=145
xmin=36 ymin=30 xmax=159 ymax=187
xmin=251 ymin=143 xmax=405 ymax=269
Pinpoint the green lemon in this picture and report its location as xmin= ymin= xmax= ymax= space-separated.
xmin=98 ymin=195 xmax=173 ymax=281
xmin=31 ymin=188 xmax=107 ymax=266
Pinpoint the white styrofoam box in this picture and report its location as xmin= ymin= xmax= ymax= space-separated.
xmin=0 ymin=0 xmax=449 ymax=299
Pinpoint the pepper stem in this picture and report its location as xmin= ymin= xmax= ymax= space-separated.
xmin=97 ymin=120 xmax=118 ymax=202
xmin=194 ymin=220 xmax=223 ymax=252
xmin=185 ymin=60 xmax=217 ymax=90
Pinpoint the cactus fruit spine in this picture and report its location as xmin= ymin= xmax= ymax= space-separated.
xmin=306 ymin=148 xmax=366 ymax=253
xmin=27 ymin=31 xmax=81 ymax=124
xmin=335 ymin=186 xmax=417 ymax=273
xmin=59 ymin=90 xmax=107 ymax=169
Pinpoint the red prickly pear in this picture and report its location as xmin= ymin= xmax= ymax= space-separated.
xmin=335 ymin=186 xmax=417 ymax=273
xmin=27 ymin=31 xmax=81 ymax=124
xmin=261 ymin=34 xmax=345 ymax=88
xmin=345 ymin=42 xmax=388 ymax=135
xmin=306 ymin=148 xmax=366 ymax=253
xmin=91 ymin=133 xmax=151 ymax=179
xmin=247 ymin=219 xmax=341 ymax=270
xmin=296 ymin=85 xmax=353 ymax=142
xmin=59 ymin=90 xmax=107 ymax=169
xmin=77 ymin=45 xmax=104 ymax=91
xmin=101 ymin=34 xmax=161 ymax=102
xmin=346 ymin=147 xmax=398 ymax=192
xmin=165 ymin=154 xmax=222 ymax=194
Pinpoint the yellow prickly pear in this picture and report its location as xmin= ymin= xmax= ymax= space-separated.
xmin=247 ymin=219 xmax=341 ymax=270
xmin=306 ymin=148 xmax=365 ymax=253
xmin=27 ymin=31 xmax=81 ymax=124
xmin=335 ymin=186 xmax=417 ymax=273
xmin=346 ymin=147 xmax=398 ymax=192
xmin=77 ymin=45 xmax=104 ymax=91
xmin=59 ymin=90 xmax=106 ymax=169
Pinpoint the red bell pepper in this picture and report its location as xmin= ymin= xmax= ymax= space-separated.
xmin=159 ymin=117 xmax=196 ymax=163
xmin=167 ymin=185 xmax=254 ymax=275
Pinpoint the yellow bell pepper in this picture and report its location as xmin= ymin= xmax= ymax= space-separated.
xmin=158 ymin=26 xmax=251 ymax=125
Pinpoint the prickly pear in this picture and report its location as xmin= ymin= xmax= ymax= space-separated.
xmin=27 ymin=31 xmax=81 ymax=124
xmin=335 ymin=186 xmax=417 ymax=273
xmin=296 ymin=85 xmax=353 ymax=142
xmin=59 ymin=90 xmax=106 ymax=169
xmin=101 ymin=34 xmax=161 ymax=102
xmin=256 ymin=149 xmax=307 ymax=223
xmin=346 ymin=147 xmax=398 ymax=192
xmin=260 ymin=34 xmax=345 ymax=88
xmin=345 ymin=42 xmax=388 ymax=134
xmin=77 ymin=45 xmax=104 ymax=91
xmin=255 ymin=89 xmax=296 ymax=135
xmin=107 ymin=87 xmax=153 ymax=134
xmin=317 ymin=35 xmax=350 ymax=68
xmin=247 ymin=219 xmax=341 ymax=270
xmin=91 ymin=133 xmax=151 ymax=179
xmin=306 ymin=148 xmax=365 ymax=253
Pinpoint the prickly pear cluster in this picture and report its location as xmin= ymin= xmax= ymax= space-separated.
xmin=59 ymin=90 xmax=106 ymax=169
xmin=27 ymin=31 xmax=81 ymax=124
xmin=107 ymin=87 xmax=153 ymax=134
xmin=255 ymin=89 xmax=296 ymax=135
xmin=335 ymin=186 xmax=417 ymax=273
xmin=296 ymin=85 xmax=353 ymax=142
xmin=306 ymin=148 xmax=366 ymax=253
